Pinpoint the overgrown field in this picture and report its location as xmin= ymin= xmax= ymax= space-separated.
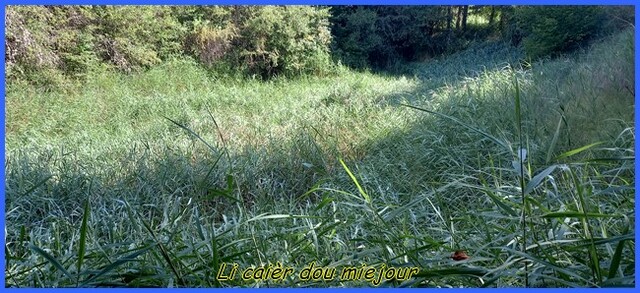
xmin=4 ymin=29 xmax=635 ymax=288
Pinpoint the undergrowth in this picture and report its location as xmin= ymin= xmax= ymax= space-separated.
xmin=4 ymin=29 xmax=634 ymax=288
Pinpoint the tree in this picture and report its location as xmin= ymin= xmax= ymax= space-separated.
xmin=515 ymin=6 xmax=603 ymax=58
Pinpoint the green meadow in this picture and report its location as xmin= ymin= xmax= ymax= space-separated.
xmin=4 ymin=12 xmax=635 ymax=287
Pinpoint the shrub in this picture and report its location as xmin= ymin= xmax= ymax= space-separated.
xmin=6 ymin=6 xmax=71 ymax=86
xmin=91 ymin=6 xmax=186 ymax=72
xmin=330 ymin=6 xmax=451 ymax=70
xmin=5 ymin=5 xmax=186 ymax=86
xmin=515 ymin=6 xmax=603 ymax=59
xmin=330 ymin=6 xmax=381 ymax=69
xmin=187 ymin=19 xmax=237 ymax=67
xmin=184 ymin=6 xmax=334 ymax=79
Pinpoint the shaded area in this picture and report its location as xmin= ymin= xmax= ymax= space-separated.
xmin=4 ymin=30 xmax=635 ymax=287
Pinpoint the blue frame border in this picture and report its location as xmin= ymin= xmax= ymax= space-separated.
xmin=1 ymin=1 xmax=637 ymax=291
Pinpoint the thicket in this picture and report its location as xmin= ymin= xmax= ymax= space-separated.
xmin=6 ymin=5 xmax=333 ymax=85
xmin=4 ymin=5 xmax=634 ymax=86
xmin=329 ymin=6 xmax=495 ymax=69
xmin=506 ymin=6 xmax=634 ymax=59
xmin=182 ymin=6 xmax=334 ymax=79
xmin=5 ymin=6 xmax=184 ymax=86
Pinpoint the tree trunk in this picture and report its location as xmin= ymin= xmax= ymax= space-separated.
xmin=461 ymin=5 xmax=469 ymax=32
xmin=447 ymin=6 xmax=452 ymax=31
xmin=446 ymin=6 xmax=453 ymax=50
xmin=488 ymin=6 xmax=496 ymax=26
xmin=499 ymin=6 xmax=510 ymax=31
xmin=455 ymin=6 xmax=462 ymax=30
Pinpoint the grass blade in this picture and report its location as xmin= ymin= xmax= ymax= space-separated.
xmin=402 ymin=104 xmax=510 ymax=152
xmin=122 ymin=200 xmax=185 ymax=286
xmin=19 ymin=175 xmax=52 ymax=197
xmin=81 ymin=245 xmax=153 ymax=286
xmin=513 ymin=73 xmax=522 ymax=141
xmin=511 ymin=73 xmax=528 ymax=288
xmin=569 ymin=169 xmax=602 ymax=285
xmin=555 ymin=142 xmax=604 ymax=161
xmin=164 ymin=116 xmax=219 ymax=155
xmin=524 ymin=165 xmax=558 ymax=195
xmin=247 ymin=213 xmax=319 ymax=222
xmin=500 ymin=247 xmax=593 ymax=285
xmin=546 ymin=109 xmax=566 ymax=163
xmin=541 ymin=212 xmax=624 ymax=219
xmin=607 ymin=237 xmax=628 ymax=280
xmin=339 ymin=158 xmax=371 ymax=204
xmin=29 ymin=244 xmax=73 ymax=281
xmin=76 ymin=199 xmax=90 ymax=286
xmin=458 ymin=182 xmax=519 ymax=217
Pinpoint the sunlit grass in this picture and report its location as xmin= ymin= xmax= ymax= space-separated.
xmin=4 ymin=29 xmax=634 ymax=288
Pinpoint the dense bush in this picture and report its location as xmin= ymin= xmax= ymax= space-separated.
xmin=330 ymin=6 xmax=452 ymax=69
xmin=329 ymin=7 xmax=381 ymax=69
xmin=91 ymin=6 xmax=186 ymax=72
xmin=185 ymin=6 xmax=334 ymax=79
xmin=6 ymin=6 xmax=82 ymax=86
xmin=5 ymin=6 xmax=185 ymax=86
xmin=5 ymin=5 xmax=633 ymax=84
xmin=515 ymin=6 xmax=603 ymax=59
xmin=179 ymin=6 xmax=237 ymax=71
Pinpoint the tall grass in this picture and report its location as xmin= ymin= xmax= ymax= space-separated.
xmin=5 ymin=29 xmax=634 ymax=287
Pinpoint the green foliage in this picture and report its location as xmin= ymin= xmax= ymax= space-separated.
xmin=232 ymin=6 xmax=334 ymax=78
xmin=5 ymin=6 xmax=186 ymax=87
xmin=5 ymin=27 xmax=634 ymax=287
xmin=184 ymin=6 xmax=335 ymax=79
xmin=6 ymin=6 xmax=76 ymax=87
xmin=91 ymin=6 xmax=186 ymax=72
xmin=330 ymin=7 xmax=381 ymax=69
xmin=331 ymin=6 xmax=452 ymax=69
xmin=187 ymin=19 xmax=237 ymax=68
xmin=172 ymin=6 xmax=235 ymax=66
xmin=515 ymin=6 xmax=603 ymax=59
xmin=7 ymin=5 xmax=632 ymax=85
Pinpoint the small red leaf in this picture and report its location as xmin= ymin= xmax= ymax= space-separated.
xmin=451 ymin=250 xmax=470 ymax=261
